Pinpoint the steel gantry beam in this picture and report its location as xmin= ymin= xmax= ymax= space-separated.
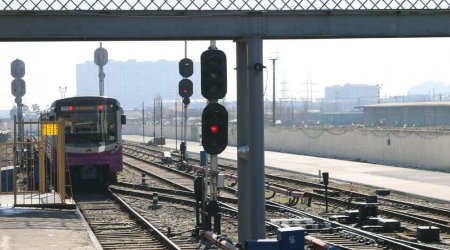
xmin=2 ymin=11 xmax=450 ymax=41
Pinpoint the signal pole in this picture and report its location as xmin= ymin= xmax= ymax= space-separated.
xmin=11 ymin=58 xmax=26 ymax=178
xmin=94 ymin=43 xmax=108 ymax=96
xmin=175 ymin=101 xmax=178 ymax=151
xmin=200 ymin=44 xmax=228 ymax=235
xmin=178 ymin=50 xmax=193 ymax=161
xmin=11 ymin=59 xmax=26 ymax=143
xmin=269 ymin=55 xmax=278 ymax=126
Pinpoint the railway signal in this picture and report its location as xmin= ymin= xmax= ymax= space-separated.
xmin=11 ymin=59 xmax=26 ymax=143
xmin=178 ymin=79 xmax=193 ymax=98
xmin=11 ymin=59 xmax=25 ymax=79
xmin=179 ymin=58 xmax=193 ymax=78
xmin=201 ymin=102 xmax=228 ymax=155
xmin=201 ymin=49 xmax=227 ymax=100
xmin=11 ymin=79 xmax=26 ymax=97
xmin=199 ymin=46 xmax=228 ymax=234
xmin=178 ymin=57 xmax=194 ymax=162
xmin=94 ymin=43 xmax=108 ymax=96
xmin=94 ymin=46 xmax=108 ymax=66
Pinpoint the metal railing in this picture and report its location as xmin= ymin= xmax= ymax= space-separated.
xmin=0 ymin=0 xmax=448 ymax=11
xmin=0 ymin=120 xmax=70 ymax=207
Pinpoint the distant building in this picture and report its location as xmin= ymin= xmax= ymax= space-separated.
xmin=76 ymin=59 xmax=201 ymax=109
xmin=0 ymin=110 xmax=10 ymax=119
xmin=363 ymin=102 xmax=450 ymax=127
xmin=324 ymin=83 xmax=378 ymax=103
xmin=324 ymin=83 xmax=378 ymax=113
xmin=408 ymin=81 xmax=450 ymax=96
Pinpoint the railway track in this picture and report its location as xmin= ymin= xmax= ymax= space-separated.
xmin=111 ymin=182 xmax=418 ymax=250
xmin=123 ymin=148 xmax=237 ymax=201
xmin=76 ymin=189 xmax=185 ymax=250
xmin=124 ymin=141 xmax=450 ymax=213
xmin=122 ymin=141 xmax=450 ymax=249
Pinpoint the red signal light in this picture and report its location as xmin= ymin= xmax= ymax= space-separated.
xmin=210 ymin=125 xmax=218 ymax=133
xmin=179 ymin=79 xmax=193 ymax=98
xmin=68 ymin=106 xmax=73 ymax=111
xmin=98 ymin=105 xmax=103 ymax=110
xmin=201 ymin=103 xmax=228 ymax=155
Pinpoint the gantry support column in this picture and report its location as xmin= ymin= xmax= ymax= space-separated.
xmin=236 ymin=37 xmax=266 ymax=245
xmin=237 ymin=39 xmax=251 ymax=243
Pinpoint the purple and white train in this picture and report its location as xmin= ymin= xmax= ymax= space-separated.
xmin=41 ymin=96 xmax=125 ymax=183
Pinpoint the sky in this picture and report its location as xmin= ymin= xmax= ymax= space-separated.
xmin=1 ymin=38 xmax=450 ymax=111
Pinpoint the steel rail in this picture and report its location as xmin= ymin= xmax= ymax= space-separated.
xmin=266 ymin=201 xmax=444 ymax=250
xmin=124 ymin=144 xmax=310 ymax=200
xmin=123 ymin=143 xmax=449 ymax=249
xmin=131 ymin=143 xmax=450 ymax=223
xmin=108 ymin=188 xmax=182 ymax=250
xmin=378 ymin=197 xmax=450 ymax=217
xmin=115 ymin=181 xmax=239 ymax=205
xmin=379 ymin=208 xmax=450 ymax=233
xmin=109 ymin=184 xmax=239 ymax=218
xmin=124 ymin=160 xmax=193 ymax=192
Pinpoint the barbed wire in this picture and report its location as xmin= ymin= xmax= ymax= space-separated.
xmin=283 ymin=126 xmax=450 ymax=139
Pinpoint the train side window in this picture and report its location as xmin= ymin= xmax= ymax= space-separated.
xmin=121 ymin=114 xmax=126 ymax=125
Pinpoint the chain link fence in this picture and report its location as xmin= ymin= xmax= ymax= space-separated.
xmin=1 ymin=0 xmax=448 ymax=11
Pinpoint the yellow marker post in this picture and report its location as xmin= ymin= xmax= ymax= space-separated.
xmin=38 ymin=140 xmax=45 ymax=193
xmin=56 ymin=120 xmax=65 ymax=203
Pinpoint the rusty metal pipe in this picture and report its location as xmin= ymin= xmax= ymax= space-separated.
xmin=203 ymin=231 xmax=237 ymax=250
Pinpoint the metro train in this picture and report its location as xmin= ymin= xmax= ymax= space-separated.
xmin=40 ymin=96 xmax=126 ymax=184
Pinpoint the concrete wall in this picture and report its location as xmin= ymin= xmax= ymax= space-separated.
xmin=123 ymin=124 xmax=200 ymax=143
xmin=124 ymin=124 xmax=450 ymax=172
xmin=261 ymin=127 xmax=450 ymax=172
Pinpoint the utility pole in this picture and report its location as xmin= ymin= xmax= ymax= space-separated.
xmin=269 ymin=54 xmax=279 ymax=126
xmin=59 ymin=86 xmax=67 ymax=99
xmin=160 ymin=98 xmax=163 ymax=139
xmin=376 ymin=84 xmax=383 ymax=104
xmin=153 ymin=98 xmax=156 ymax=139
xmin=142 ymin=102 xmax=145 ymax=144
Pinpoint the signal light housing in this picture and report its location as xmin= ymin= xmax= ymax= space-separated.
xmin=179 ymin=79 xmax=193 ymax=98
xmin=201 ymin=49 xmax=227 ymax=100
xmin=201 ymin=103 xmax=228 ymax=155
xmin=322 ymin=172 xmax=329 ymax=186
xmin=179 ymin=58 xmax=193 ymax=78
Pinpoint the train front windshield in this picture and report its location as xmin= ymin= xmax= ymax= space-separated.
xmin=58 ymin=103 xmax=118 ymax=146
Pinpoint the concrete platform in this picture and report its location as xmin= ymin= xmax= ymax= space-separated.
xmin=0 ymin=195 xmax=99 ymax=250
xmin=0 ymin=193 xmax=74 ymax=207
xmin=124 ymin=135 xmax=450 ymax=203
